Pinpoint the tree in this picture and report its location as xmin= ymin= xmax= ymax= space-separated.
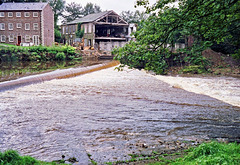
xmin=48 ymin=0 xmax=65 ymax=27
xmin=63 ymin=2 xmax=83 ymax=23
xmin=120 ymin=10 xmax=148 ymax=24
xmin=114 ymin=0 xmax=240 ymax=74
xmin=82 ymin=2 xmax=101 ymax=16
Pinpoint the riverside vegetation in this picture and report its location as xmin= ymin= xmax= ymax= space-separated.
xmin=0 ymin=44 xmax=81 ymax=62
xmin=1 ymin=141 xmax=239 ymax=165
xmin=114 ymin=0 xmax=240 ymax=75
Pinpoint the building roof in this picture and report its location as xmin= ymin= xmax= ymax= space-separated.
xmin=0 ymin=2 xmax=48 ymax=11
xmin=67 ymin=11 xmax=110 ymax=25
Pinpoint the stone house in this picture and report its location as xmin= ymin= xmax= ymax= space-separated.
xmin=61 ymin=10 xmax=134 ymax=51
xmin=0 ymin=2 xmax=54 ymax=46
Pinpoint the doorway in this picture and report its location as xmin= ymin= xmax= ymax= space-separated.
xmin=17 ymin=36 xmax=21 ymax=46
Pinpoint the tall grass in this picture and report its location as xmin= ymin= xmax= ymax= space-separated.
xmin=151 ymin=141 xmax=240 ymax=165
xmin=0 ymin=150 xmax=67 ymax=165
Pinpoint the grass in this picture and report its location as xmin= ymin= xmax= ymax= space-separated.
xmin=0 ymin=43 xmax=18 ymax=47
xmin=149 ymin=141 xmax=240 ymax=165
xmin=1 ymin=142 xmax=239 ymax=165
xmin=0 ymin=150 xmax=67 ymax=165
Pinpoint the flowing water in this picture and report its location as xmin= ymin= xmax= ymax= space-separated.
xmin=0 ymin=65 xmax=239 ymax=164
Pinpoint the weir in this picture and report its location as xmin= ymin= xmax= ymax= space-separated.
xmin=0 ymin=60 xmax=120 ymax=92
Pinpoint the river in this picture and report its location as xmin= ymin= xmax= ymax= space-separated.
xmin=0 ymin=64 xmax=239 ymax=164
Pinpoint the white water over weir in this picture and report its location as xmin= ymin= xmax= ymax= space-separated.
xmin=0 ymin=61 xmax=119 ymax=92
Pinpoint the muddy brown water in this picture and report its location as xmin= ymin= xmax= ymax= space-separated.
xmin=0 ymin=64 xmax=239 ymax=164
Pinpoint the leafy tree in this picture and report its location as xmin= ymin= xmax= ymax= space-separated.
xmin=114 ymin=0 xmax=240 ymax=74
xmin=48 ymin=0 xmax=65 ymax=27
xmin=54 ymin=28 xmax=61 ymax=43
xmin=82 ymin=2 xmax=101 ymax=16
xmin=120 ymin=10 xmax=148 ymax=24
xmin=63 ymin=2 xmax=83 ymax=23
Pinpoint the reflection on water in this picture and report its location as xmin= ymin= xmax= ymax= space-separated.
xmin=0 ymin=58 xmax=112 ymax=82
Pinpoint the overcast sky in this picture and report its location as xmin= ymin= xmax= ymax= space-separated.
xmin=65 ymin=0 xmax=157 ymax=14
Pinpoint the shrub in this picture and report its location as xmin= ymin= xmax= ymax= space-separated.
xmin=55 ymin=52 xmax=66 ymax=60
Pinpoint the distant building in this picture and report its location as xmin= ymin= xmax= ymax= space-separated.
xmin=61 ymin=10 xmax=136 ymax=51
xmin=0 ymin=2 xmax=54 ymax=46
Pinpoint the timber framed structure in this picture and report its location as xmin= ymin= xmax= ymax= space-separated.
xmin=61 ymin=10 xmax=130 ymax=51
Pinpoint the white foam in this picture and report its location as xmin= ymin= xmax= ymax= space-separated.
xmin=153 ymin=74 xmax=240 ymax=107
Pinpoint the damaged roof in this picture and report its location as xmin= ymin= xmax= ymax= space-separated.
xmin=0 ymin=2 xmax=48 ymax=11
xmin=67 ymin=10 xmax=112 ymax=25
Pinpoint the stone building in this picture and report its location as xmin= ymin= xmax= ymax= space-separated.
xmin=61 ymin=10 xmax=134 ymax=51
xmin=0 ymin=2 xmax=54 ymax=46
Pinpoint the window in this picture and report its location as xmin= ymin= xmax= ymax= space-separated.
xmin=0 ymin=23 xmax=5 ymax=30
xmin=89 ymin=24 xmax=92 ymax=33
xmin=33 ymin=35 xmax=39 ymax=45
xmin=8 ymin=12 xmax=13 ymax=17
xmin=25 ymin=23 xmax=30 ymax=30
xmin=33 ymin=12 xmax=38 ymax=17
xmin=1 ymin=35 xmax=6 ymax=42
xmin=0 ymin=12 xmax=4 ymax=17
xmin=84 ymin=24 xmax=87 ymax=33
xmin=8 ymin=23 xmax=13 ymax=30
xmin=62 ymin=27 xmax=65 ymax=34
xmin=72 ymin=25 xmax=76 ymax=33
xmin=33 ymin=23 xmax=38 ymax=30
xmin=25 ymin=35 xmax=30 ymax=42
xmin=17 ymin=23 xmax=22 ymax=28
xmin=9 ymin=35 xmax=14 ymax=42
xmin=66 ymin=26 xmax=68 ymax=34
xmin=16 ymin=12 xmax=21 ymax=17
xmin=24 ymin=12 xmax=30 ymax=17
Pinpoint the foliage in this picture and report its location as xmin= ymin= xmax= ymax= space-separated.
xmin=0 ymin=150 xmax=67 ymax=165
xmin=181 ymin=65 xmax=208 ymax=74
xmin=120 ymin=10 xmax=148 ymax=24
xmin=0 ymin=45 xmax=79 ymax=62
xmin=55 ymin=52 xmax=66 ymax=60
xmin=82 ymin=2 xmax=101 ymax=16
xmin=114 ymin=0 xmax=239 ymax=74
xmin=48 ymin=0 xmax=66 ymax=27
xmin=55 ymin=28 xmax=62 ymax=43
xmin=62 ymin=2 xmax=102 ymax=23
xmin=171 ymin=141 xmax=240 ymax=165
xmin=63 ymin=2 xmax=83 ymax=23
xmin=75 ymin=23 xmax=84 ymax=38
xmin=0 ymin=150 xmax=38 ymax=165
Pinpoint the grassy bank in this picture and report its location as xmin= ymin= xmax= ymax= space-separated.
xmin=0 ymin=44 xmax=81 ymax=62
xmin=0 ymin=150 xmax=67 ymax=165
xmin=106 ymin=141 xmax=240 ymax=165
xmin=152 ymin=141 xmax=240 ymax=165
xmin=1 ymin=142 xmax=239 ymax=164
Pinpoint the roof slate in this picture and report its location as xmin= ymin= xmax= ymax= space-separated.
xmin=0 ymin=2 xmax=48 ymax=11
xmin=67 ymin=11 xmax=110 ymax=25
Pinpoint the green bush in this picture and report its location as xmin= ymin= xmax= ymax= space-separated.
xmin=0 ymin=150 xmax=38 ymax=165
xmin=55 ymin=52 xmax=66 ymax=60
xmin=0 ymin=45 xmax=79 ymax=62
xmin=0 ymin=150 xmax=68 ymax=165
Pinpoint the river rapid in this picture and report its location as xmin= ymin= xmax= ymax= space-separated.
xmin=0 ymin=65 xmax=239 ymax=164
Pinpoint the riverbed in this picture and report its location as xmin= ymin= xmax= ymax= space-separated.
xmin=0 ymin=65 xmax=239 ymax=164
